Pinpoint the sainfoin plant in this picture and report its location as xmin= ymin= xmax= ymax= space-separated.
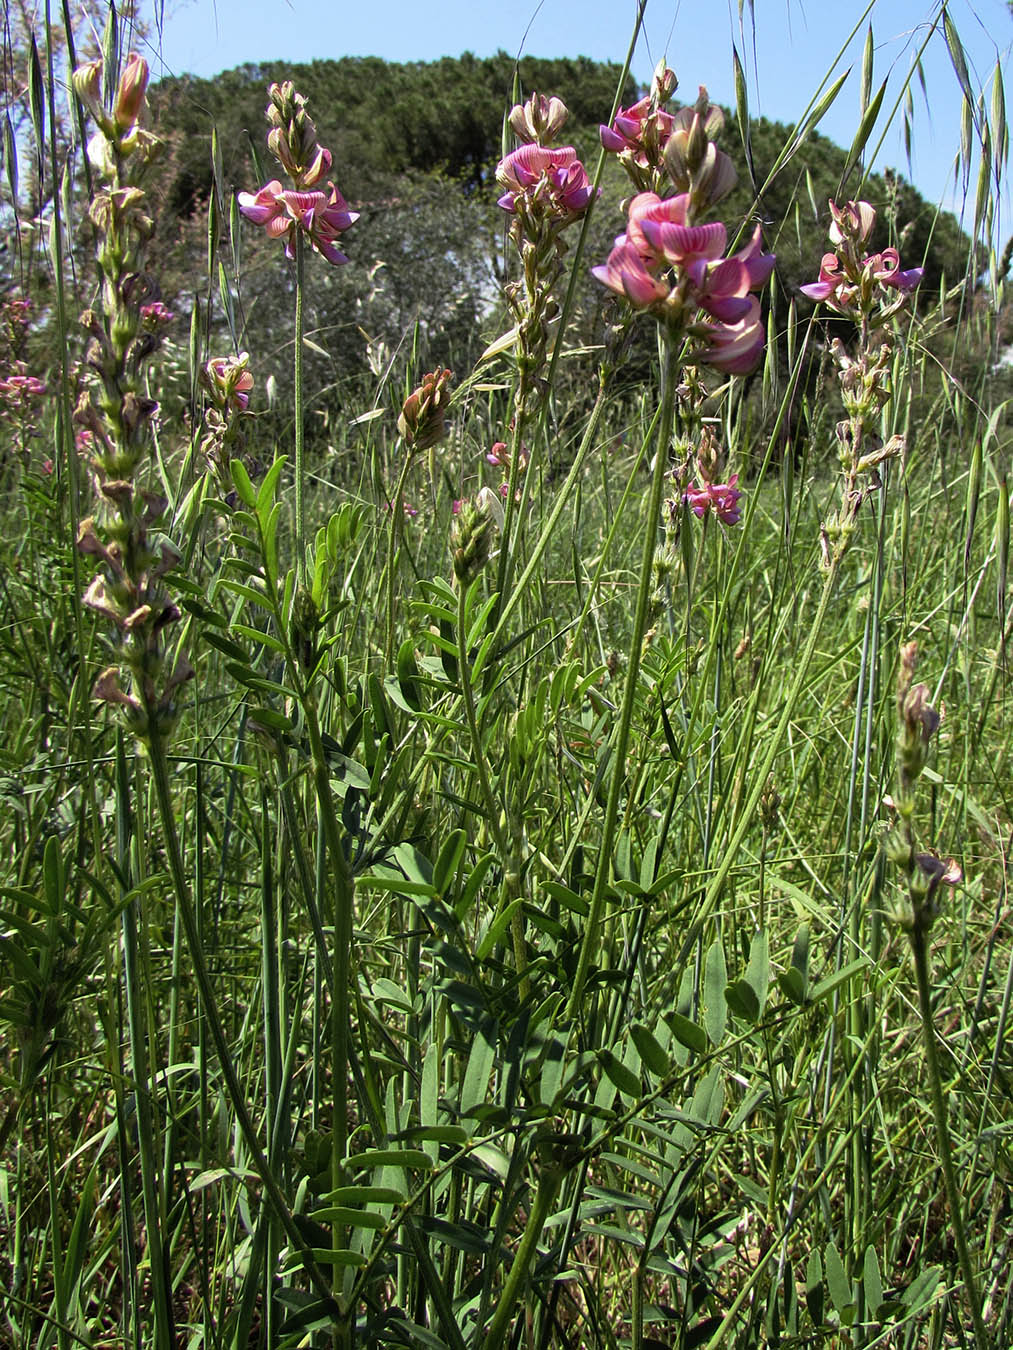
xmin=1 ymin=5 xmax=1011 ymax=1349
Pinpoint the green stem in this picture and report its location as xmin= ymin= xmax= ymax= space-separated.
xmin=482 ymin=1165 xmax=559 ymax=1350
xmin=493 ymin=395 xmax=529 ymax=611
xmin=565 ymin=338 xmax=679 ymax=1020
xmin=491 ymin=376 xmax=610 ymax=648
xmin=145 ymin=734 xmax=339 ymax=1316
xmin=909 ymin=925 xmax=991 ymax=1347
xmin=116 ymin=736 xmax=174 ymax=1350
xmin=294 ymin=228 xmax=307 ymax=582
xmin=687 ymin=549 xmax=843 ymax=944
xmin=457 ymin=579 xmax=528 ymax=995
xmin=384 ymin=449 xmax=413 ymax=665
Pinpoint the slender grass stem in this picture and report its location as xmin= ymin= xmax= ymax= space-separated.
xmin=565 ymin=338 xmax=679 ymax=1020
xmin=687 ymin=548 xmax=843 ymax=945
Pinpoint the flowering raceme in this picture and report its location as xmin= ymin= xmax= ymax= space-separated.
xmin=238 ymin=179 xmax=357 ymax=264
xmin=600 ymin=93 xmax=676 ymax=160
xmin=684 ymin=474 xmax=743 ymax=525
xmin=800 ymin=198 xmax=923 ymax=315
xmin=0 ymin=364 xmax=46 ymax=409
xmin=599 ymin=63 xmax=679 ymax=192
xmin=592 ymin=191 xmax=775 ymax=373
xmin=205 ymin=353 xmax=254 ymax=412
xmin=238 ymin=82 xmax=356 ymax=266
xmin=496 ymin=144 xmax=596 ymax=223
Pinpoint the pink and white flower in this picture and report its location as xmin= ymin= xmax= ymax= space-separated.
xmin=238 ymin=180 xmax=358 ymax=265
xmin=684 ymin=474 xmax=743 ymax=524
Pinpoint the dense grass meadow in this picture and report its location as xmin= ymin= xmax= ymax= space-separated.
xmin=4 ymin=1 xmax=1013 ymax=1346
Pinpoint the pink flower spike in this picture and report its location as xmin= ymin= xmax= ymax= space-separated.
xmin=141 ymin=301 xmax=175 ymax=328
xmin=684 ymin=474 xmax=743 ymax=525
xmin=496 ymin=144 xmax=596 ymax=220
xmin=114 ymin=53 xmax=149 ymax=131
xmin=623 ymin=192 xmax=690 ymax=261
xmin=734 ymin=225 xmax=777 ymax=288
xmin=599 ymin=96 xmax=675 ymax=166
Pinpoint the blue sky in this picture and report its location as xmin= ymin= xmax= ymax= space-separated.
xmin=139 ymin=0 xmax=1011 ymax=222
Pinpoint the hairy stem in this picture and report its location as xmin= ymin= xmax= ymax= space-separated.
xmin=909 ymin=924 xmax=990 ymax=1347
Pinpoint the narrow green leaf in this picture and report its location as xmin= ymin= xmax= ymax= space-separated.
xmin=992 ymin=60 xmax=1007 ymax=171
xmin=841 ymin=78 xmax=886 ymax=185
xmin=310 ymin=1206 xmax=387 ymax=1230
xmin=388 ymin=1318 xmax=451 ymax=1350
xmin=630 ymin=1024 xmax=670 ymax=1078
xmin=3 ymin=113 xmax=18 ymax=205
xmin=860 ymin=25 xmax=874 ymax=119
xmin=732 ymin=44 xmax=749 ymax=154
xmin=418 ymin=1215 xmax=491 ymax=1255
xmin=43 ymin=835 xmax=64 ymax=915
xmin=825 ymin=1241 xmax=853 ymax=1320
xmin=206 ymin=186 xmax=219 ymax=277
xmin=248 ymin=706 xmax=292 ymax=734
xmin=805 ymin=1248 xmax=824 ymax=1325
xmin=724 ymin=978 xmax=760 ymax=1023
xmin=476 ymin=896 xmax=524 ymax=959
xmin=218 ymin=259 xmax=236 ymax=341
xmin=944 ymin=9 xmax=973 ymax=105
xmin=539 ymin=1032 xmax=569 ymax=1109
xmin=809 ymin=956 xmax=871 ymax=1005
xmin=704 ymin=940 xmax=728 ymax=1045
xmin=283 ymin=1247 xmax=366 ymax=1269
xmin=460 ymin=1017 xmax=497 ymax=1117
xmin=800 ymin=70 xmax=849 ymax=143
xmin=324 ymin=1185 xmax=404 ymax=1205
xmin=901 ymin=1263 xmax=942 ymax=1310
xmin=401 ymin=1125 xmax=468 ymax=1144
xmin=257 ymin=454 xmax=287 ymax=512
xmin=352 ymin=1148 xmax=434 ymax=1172
xmin=433 ymin=829 xmax=467 ymax=895
xmin=29 ymin=37 xmax=45 ymax=177
xmin=776 ymin=967 xmax=806 ymax=1006
xmin=997 ymin=476 xmax=1009 ymax=622
xmin=230 ymin=458 xmax=257 ymax=508
xmin=664 ymin=1011 xmax=707 ymax=1055
xmin=744 ymin=928 xmax=770 ymax=1016
xmin=599 ymin=1049 xmax=641 ymax=1099
xmin=863 ymin=1244 xmax=884 ymax=1318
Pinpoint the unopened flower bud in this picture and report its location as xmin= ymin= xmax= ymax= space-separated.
xmin=650 ymin=63 xmax=678 ymax=107
xmin=289 ymin=586 xmax=319 ymax=674
xmin=72 ymin=60 xmax=108 ymax=128
xmin=898 ymin=680 xmax=939 ymax=782
xmin=114 ymin=54 xmax=149 ymax=132
xmin=759 ymin=775 xmax=781 ymax=832
xmin=451 ymin=494 xmax=497 ymax=584
xmin=508 ymin=92 xmax=569 ymax=145
xmin=397 ymin=367 xmax=453 ymax=451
